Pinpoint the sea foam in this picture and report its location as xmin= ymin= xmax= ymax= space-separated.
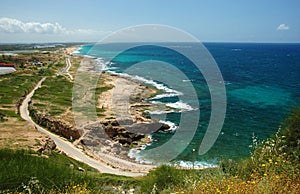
xmin=170 ymin=160 xmax=218 ymax=169
xmin=166 ymin=101 xmax=194 ymax=111
xmin=128 ymin=148 xmax=218 ymax=169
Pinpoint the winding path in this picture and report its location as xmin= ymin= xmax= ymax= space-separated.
xmin=64 ymin=57 xmax=73 ymax=80
xmin=19 ymin=77 xmax=146 ymax=177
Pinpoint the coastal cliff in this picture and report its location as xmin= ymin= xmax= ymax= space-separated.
xmin=30 ymin=110 xmax=81 ymax=140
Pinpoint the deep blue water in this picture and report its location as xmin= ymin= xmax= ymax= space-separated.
xmin=78 ymin=43 xmax=300 ymax=166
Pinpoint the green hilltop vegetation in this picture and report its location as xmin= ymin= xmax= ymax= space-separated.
xmin=0 ymin=45 xmax=299 ymax=193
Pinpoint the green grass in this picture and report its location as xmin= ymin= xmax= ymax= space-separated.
xmin=95 ymin=85 xmax=113 ymax=95
xmin=30 ymin=76 xmax=74 ymax=119
xmin=0 ymin=109 xmax=22 ymax=121
xmin=0 ymin=73 xmax=39 ymax=104
xmin=0 ymin=149 xmax=137 ymax=193
xmin=0 ymin=149 xmax=90 ymax=192
xmin=32 ymin=103 xmax=46 ymax=107
xmin=33 ymin=76 xmax=73 ymax=109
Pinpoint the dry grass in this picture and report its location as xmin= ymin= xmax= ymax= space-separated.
xmin=0 ymin=117 xmax=48 ymax=150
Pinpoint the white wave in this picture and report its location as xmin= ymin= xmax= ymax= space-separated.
xmin=159 ymin=120 xmax=177 ymax=132
xmin=146 ymin=109 xmax=174 ymax=114
xmin=182 ymin=79 xmax=192 ymax=82
xmin=219 ymin=80 xmax=231 ymax=85
xmin=83 ymin=55 xmax=96 ymax=59
xmin=150 ymin=93 xmax=180 ymax=100
xmin=95 ymin=58 xmax=111 ymax=71
xmin=128 ymin=134 xmax=155 ymax=164
xmin=128 ymin=149 xmax=153 ymax=164
xmin=170 ymin=160 xmax=218 ymax=169
xmin=166 ymin=101 xmax=194 ymax=111
xmin=72 ymin=46 xmax=83 ymax=54
xmin=128 ymin=150 xmax=218 ymax=168
xmin=132 ymin=75 xmax=182 ymax=97
xmin=72 ymin=50 xmax=80 ymax=54
xmin=106 ymin=71 xmax=182 ymax=99
xmin=231 ymin=48 xmax=242 ymax=51
xmin=146 ymin=100 xmax=194 ymax=114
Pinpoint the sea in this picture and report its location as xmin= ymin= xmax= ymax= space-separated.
xmin=77 ymin=42 xmax=300 ymax=168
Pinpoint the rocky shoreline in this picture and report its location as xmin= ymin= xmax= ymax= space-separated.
xmin=29 ymin=56 xmax=172 ymax=171
xmin=78 ymin=70 xmax=171 ymax=166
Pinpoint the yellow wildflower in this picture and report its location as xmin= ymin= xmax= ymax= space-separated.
xmin=261 ymin=164 xmax=266 ymax=167
xmin=268 ymin=159 xmax=273 ymax=163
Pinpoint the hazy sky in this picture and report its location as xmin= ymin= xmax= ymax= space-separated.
xmin=0 ymin=0 xmax=299 ymax=43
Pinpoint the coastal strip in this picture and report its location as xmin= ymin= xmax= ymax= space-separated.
xmin=20 ymin=56 xmax=154 ymax=177
xmin=72 ymin=57 xmax=171 ymax=171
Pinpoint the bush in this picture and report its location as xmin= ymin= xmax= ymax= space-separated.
xmin=279 ymin=107 xmax=300 ymax=163
xmin=141 ymin=165 xmax=184 ymax=193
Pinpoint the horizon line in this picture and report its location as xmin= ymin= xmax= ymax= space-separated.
xmin=1 ymin=41 xmax=300 ymax=45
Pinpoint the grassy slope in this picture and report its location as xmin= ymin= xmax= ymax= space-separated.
xmin=32 ymin=76 xmax=73 ymax=116
xmin=0 ymin=73 xmax=39 ymax=121
xmin=0 ymin=149 xmax=137 ymax=193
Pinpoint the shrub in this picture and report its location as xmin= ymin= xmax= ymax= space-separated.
xmin=279 ymin=107 xmax=300 ymax=163
xmin=141 ymin=165 xmax=184 ymax=193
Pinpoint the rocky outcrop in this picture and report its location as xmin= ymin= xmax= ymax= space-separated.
xmin=81 ymin=119 xmax=170 ymax=147
xmin=38 ymin=138 xmax=56 ymax=155
xmin=30 ymin=111 xmax=81 ymax=140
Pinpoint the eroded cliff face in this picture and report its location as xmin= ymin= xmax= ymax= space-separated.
xmin=30 ymin=110 xmax=81 ymax=140
xmin=29 ymin=106 xmax=170 ymax=148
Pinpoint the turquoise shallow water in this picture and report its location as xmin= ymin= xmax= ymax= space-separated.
xmin=78 ymin=43 xmax=300 ymax=167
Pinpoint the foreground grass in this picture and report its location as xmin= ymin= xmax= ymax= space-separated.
xmin=1 ymin=139 xmax=298 ymax=194
xmin=0 ymin=149 xmax=137 ymax=193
